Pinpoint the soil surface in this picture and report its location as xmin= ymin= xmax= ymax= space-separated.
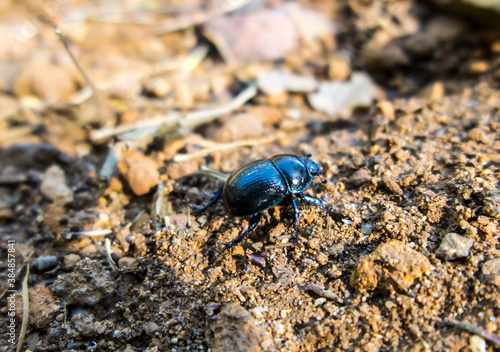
xmin=0 ymin=1 xmax=499 ymax=351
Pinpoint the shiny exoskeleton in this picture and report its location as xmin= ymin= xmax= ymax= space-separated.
xmin=195 ymin=154 xmax=327 ymax=265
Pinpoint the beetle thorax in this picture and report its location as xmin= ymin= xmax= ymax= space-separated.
xmin=271 ymin=155 xmax=313 ymax=194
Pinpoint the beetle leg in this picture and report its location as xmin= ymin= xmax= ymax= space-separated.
xmin=297 ymin=194 xmax=327 ymax=210
xmin=193 ymin=186 xmax=223 ymax=214
xmin=291 ymin=196 xmax=302 ymax=243
xmin=209 ymin=213 xmax=262 ymax=265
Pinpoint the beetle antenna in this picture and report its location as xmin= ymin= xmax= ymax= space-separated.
xmin=318 ymin=175 xmax=327 ymax=183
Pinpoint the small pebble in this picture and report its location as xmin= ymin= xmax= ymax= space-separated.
xmin=328 ymin=54 xmax=351 ymax=81
xmin=231 ymin=245 xmax=245 ymax=258
xmin=468 ymin=61 xmax=490 ymax=75
xmin=34 ymin=255 xmax=58 ymax=271
xmin=435 ymin=233 xmax=474 ymax=261
xmin=314 ymin=298 xmax=327 ymax=307
xmin=118 ymin=152 xmax=160 ymax=196
xmin=40 ymin=165 xmax=74 ymax=204
xmin=118 ymin=257 xmax=137 ymax=269
xmin=64 ymin=253 xmax=81 ymax=269
xmin=248 ymin=253 xmax=266 ymax=268
xmin=316 ymin=252 xmax=329 ymax=266
xmin=469 ymin=335 xmax=486 ymax=352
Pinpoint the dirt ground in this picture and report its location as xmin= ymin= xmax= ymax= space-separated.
xmin=0 ymin=0 xmax=499 ymax=351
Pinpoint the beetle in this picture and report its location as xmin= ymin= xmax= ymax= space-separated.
xmin=194 ymin=154 xmax=328 ymax=265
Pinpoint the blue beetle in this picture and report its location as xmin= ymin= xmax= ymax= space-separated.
xmin=195 ymin=154 xmax=327 ymax=264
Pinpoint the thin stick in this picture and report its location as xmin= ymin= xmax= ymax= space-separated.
xmin=53 ymin=24 xmax=96 ymax=94
xmin=179 ymin=83 xmax=258 ymax=129
xmin=445 ymin=319 xmax=500 ymax=346
xmin=16 ymin=265 xmax=29 ymax=352
xmin=90 ymin=83 xmax=257 ymax=142
xmin=173 ymin=132 xmax=284 ymax=162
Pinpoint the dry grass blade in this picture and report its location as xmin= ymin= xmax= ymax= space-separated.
xmin=105 ymin=238 xmax=119 ymax=271
xmin=16 ymin=265 xmax=29 ymax=352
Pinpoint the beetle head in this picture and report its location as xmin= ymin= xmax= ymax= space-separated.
xmin=303 ymin=155 xmax=327 ymax=183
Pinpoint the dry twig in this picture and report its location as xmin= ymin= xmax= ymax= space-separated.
xmin=16 ymin=265 xmax=29 ymax=352
xmin=90 ymin=83 xmax=258 ymax=142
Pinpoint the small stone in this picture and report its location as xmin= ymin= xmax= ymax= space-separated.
xmin=118 ymin=152 xmax=160 ymax=196
xmin=0 ymin=209 xmax=13 ymax=219
xmin=382 ymin=178 xmax=403 ymax=196
xmin=248 ymin=254 xmax=266 ymax=268
xmin=0 ymin=166 xmax=28 ymax=183
xmin=144 ymin=321 xmax=159 ymax=334
xmin=257 ymin=69 xmax=317 ymax=95
xmin=285 ymin=73 xmax=318 ymax=93
xmin=118 ymin=257 xmax=137 ymax=269
xmin=385 ymin=300 xmax=395 ymax=309
xmin=328 ymin=54 xmax=351 ymax=81
xmin=468 ymin=60 xmax=490 ymax=74
xmin=483 ymin=191 xmax=500 ymax=219
xmin=485 ymin=321 xmax=497 ymax=332
xmin=361 ymin=223 xmax=373 ymax=235
xmin=469 ymin=335 xmax=486 ymax=352
xmin=377 ymin=100 xmax=395 ymax=119
xmin=409 ymin=324 xmax=422 ymax=338
xmin=382 ymin=210 xmax=396 ymax=222
xmin=482 ymin=258 xmax=500 ymax=287
xmin=308 ymin=72 xmax=378 ymax=116
xmin=40 ymin=165 xmax=74 ymax=204
xmin=109 ymin=177 xmax=122 ymax=192
xmin=71 ymin=313 xmax=95 ymax=336
xmin=348 ymin=168 xmax=370 ymax=187
xmin=257 ymin=70 xmax=288 ymax=95
xmin=435 ymin=233 xmax=474 ymax=261
xmin=492 ymin=40 xmax=500 ymax=53
xmin=316 ymin=252 xmax=329 ymax=266
xmin=361 ymin=30 xmax=409 ymax=69
xmin=404 ymin=32 xmax=438 ymax=58
xmin=468 ymin=127 xmax=488 ymax=143
xmin=33 ymin=255 xmax=58 ymax=272
xmin=232 ymin=245 xmax=245 ymax=258
xmin=419 ymin=81 xmax=445 ymax=101
xmin=314 ymin=297 xmax=327 ymax=307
